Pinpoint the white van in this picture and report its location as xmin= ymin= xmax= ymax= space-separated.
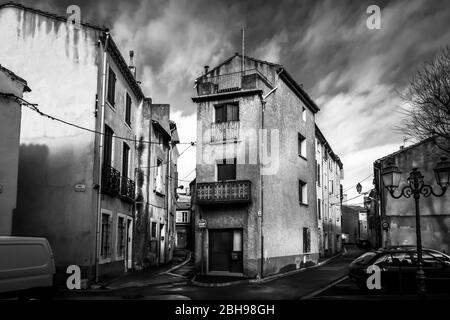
xmin=0 ymin=237 xmax=56 ymax=299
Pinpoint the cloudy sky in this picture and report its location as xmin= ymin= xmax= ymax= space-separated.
xmin=19 ymin=0 xmax=450 ymax=203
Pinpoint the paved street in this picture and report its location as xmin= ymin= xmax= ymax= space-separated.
xmin=55 ymin=252 xmax=356 ymax=300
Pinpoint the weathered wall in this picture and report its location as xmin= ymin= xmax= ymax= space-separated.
xmin=0 ymin=69 xmax=26 ymax=235
xmin=0 ymin=7 xmax=101 ymax=276
xmin=194 ymin=54 xmax=321 ymax=277
xmin=380 ymin=140 xmax=450 ymax=253
xmin=262 ymin=72 xmax=319 ymax=275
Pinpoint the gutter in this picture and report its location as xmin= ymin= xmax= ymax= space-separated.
xmin=95 ymin=30 xmax=110 ymax=283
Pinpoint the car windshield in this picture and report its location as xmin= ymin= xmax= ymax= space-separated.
xmin=353 ymin=252 xmax=376 ymax=265
xmin=427 ymin=251 xmax=450 ymax=262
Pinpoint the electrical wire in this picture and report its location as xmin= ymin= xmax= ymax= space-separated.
xmin=1 ymin=92 xmax=196 ymax=146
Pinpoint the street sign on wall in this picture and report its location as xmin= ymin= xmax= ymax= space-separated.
xmin=198 ymin=219 xmax=207 ymax=229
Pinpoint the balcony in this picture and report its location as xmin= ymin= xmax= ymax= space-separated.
xmin=120 ymin=177 xmax=136 ymax=202
xmin=196 ymin=70 xmax=258 ymax=96
xmin=210 ymin=121 xmax=240 ymax=142
xmin=102 ymin=164 xmax=121 ymax=196
xmin=196 ymin=180 xmax=251 ymax=205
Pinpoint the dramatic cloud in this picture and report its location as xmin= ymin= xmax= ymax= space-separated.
xmin=17 ymin=0 xmax=450 ymax=196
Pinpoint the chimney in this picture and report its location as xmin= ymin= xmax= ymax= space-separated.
xmin=204 ymin=65 xmax=209 ymax=75
xmin=129 ymin=50 xmax=136 ymax=78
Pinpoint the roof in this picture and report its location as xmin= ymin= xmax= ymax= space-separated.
xmin=197 ymin=53 xmax=320 ymax=113
xmin=315 ymin=124 xmax=343 ymax=169
xmin=0 ymin=2 xmax=144 ymax=99
xmin=0 ymin=2 xmax=106 ymax=30
xmin=0 ymin=64 xmax=31 ymax=92
xmin=374 ymin=136 xmax=436 ymax=164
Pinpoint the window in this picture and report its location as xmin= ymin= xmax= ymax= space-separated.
xmin=217 ymin=159 xmax=236 ymax=181
xmin=117 ymin=216 xmax=126 ymax=258
xmin=176 ymin=211 xmax=190 ymax=223
xmin=107 ymin=66 xmax=116 ymax=107
xmin=298 ymin=133 xmax=307 ymax=159
xmin=303 ymin=228 xmax=311 ymax=253
xmin=100 ymin=213 xmax=112 ymax=259
xmin=302 ymin=107 xmax=306 ymax=122
xmin=329 ymin=179 xmax=334 ymax=194
xmin=122 ymin=143 xmax=130 ymax=178
xmin=317 ymin=199 xmax=321 ymax=219
xmin=317 ymin=163 xmax=321 ymax=186
xmin=103 ymin=125 xmax=114 ymax=166
xmin=299 ymin=180 xmax=308 ymax=205
xmin=233 ymin=230 xmax=243 ymax=252
xmin=125 ymin=93 xmax=131 ymax=126
xmin=151 ymin=222 xmax=157 ymax=238
xmin=215 ymin=103 xmax=239 ymax=123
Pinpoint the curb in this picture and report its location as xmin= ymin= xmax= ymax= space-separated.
xmin=299 ymin=275 xmax=349 ymax=300
xmin=160 ymin=251 xmax=192 ymax=275
xmin=190 ymin=252 xmax=343 ymax=288
xmin=101 ymin=251 xmax=193 ymax=290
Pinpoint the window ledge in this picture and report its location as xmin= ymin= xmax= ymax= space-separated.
xmin=298 ymin=155 xmax=307 ymax=161
xmin=299 ymin=202 xmax=309 ymax=207
xmin=106 ymin=101 xmax=116 ymax=112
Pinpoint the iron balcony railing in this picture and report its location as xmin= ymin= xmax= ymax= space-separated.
xmin=196 ymin=180 xmax=251 ymax=205
xmin=196 ymin=70 xmax=259 ymax=96
xmin=120 ymin=176 xmax=136 ymax=202
xmin=102 ymin=164 xmax=121 ymax=196
xmin=210 ymin=120 xmax=240 ymax=142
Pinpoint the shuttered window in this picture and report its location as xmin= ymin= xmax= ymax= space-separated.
xmin=215 ymin=103 xmax=239 ymax=123
xmin=107 ymin=67 xmax=116 ymax=107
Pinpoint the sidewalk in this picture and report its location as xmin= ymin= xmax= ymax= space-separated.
xmin=103 ymin=249 xmax=193 ymax=290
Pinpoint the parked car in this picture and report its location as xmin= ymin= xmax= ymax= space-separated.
xmin=348 ymin=247 xmax=450 ymax=293
xmin=0 ymin=237 xmax=56 ymax=299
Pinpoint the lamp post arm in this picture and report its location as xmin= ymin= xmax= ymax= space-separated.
xmin=420 ymin=184 xmax=447 ymax=198
xmin=386 ymin=185 xmax=413 ymax=199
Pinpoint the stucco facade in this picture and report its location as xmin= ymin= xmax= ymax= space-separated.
xmin=192 ymin=54 xmax=322 ymax=278
xmin=374 ymin=138 xmax=450 ymax=254
xmin=315 ymin=126 xmax=344 ymax=257
xmin=0 ymin=65 xmax=30 ymax=236
xmin=0 ymin=3 xmax=178 ymax=282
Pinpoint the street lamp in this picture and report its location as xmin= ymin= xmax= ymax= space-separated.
xmin=381 ymin=158 xmax=450 ymax=296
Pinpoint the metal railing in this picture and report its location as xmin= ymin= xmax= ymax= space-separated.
xmin=102 ymin=164 xmax=121 ymax=196
xmin=120 ymin=176 xmax=136 ymax=202
xmin=196 ymin=180 xmax=251 ymax=204
xmin=210 ymin=120 xmax=240 ymax=142
xmin=196 ymin=70 xmax=259 ymax=95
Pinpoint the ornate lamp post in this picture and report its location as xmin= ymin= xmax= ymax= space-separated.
xmin=381 ymin=158 xmax=450 ymax=296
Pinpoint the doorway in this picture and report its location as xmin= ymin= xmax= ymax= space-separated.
xmin=208 ymin=229 xmax=243 ymax=273
xmin=126 ymin=217 xmax=133 ymax=271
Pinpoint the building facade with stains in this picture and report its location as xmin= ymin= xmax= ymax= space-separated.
xmin=315 ymin=125 xmax=344 ymax=257
xmin=192 ymin=54 xmax=321 ymax=278
xmin=373 ymin=138 xmax=450 ymax=254
xmin=0 ymin=65 xmax=30 ymax=236
xmin=0 ymin=3 xmax=178 ymax=282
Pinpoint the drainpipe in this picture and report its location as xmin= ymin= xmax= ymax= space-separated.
xmin=258 ymin=83 xmax=278 ymax=279
xmin=95 ymin=30 xmax=110 ymax=284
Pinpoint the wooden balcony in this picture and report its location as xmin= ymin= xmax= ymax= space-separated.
xmin=196 ymin=180 xmax=251 ymax=205
xmin=210 ymin=121 xmax=240 ymax=142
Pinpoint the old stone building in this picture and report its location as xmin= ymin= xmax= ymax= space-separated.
xmin=0 ymin=3 xmax=178 ymax=282
xmin=0 ymin=65 xmax=30 ymax=236
xmin=373 ymin=137 xmax=450 ymax=254
xmin=192 ymin=54 xmax=325 ymax=278
xmin=315 ymin=126 xmax=344 ymax=257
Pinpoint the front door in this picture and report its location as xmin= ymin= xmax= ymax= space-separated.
xmin=209 ymin=229 xmax=243 ymax=273
xmin=177 ymin=231 xmax=186 ymax=249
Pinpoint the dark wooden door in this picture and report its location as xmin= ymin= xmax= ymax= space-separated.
xmin=209 ymin=230 xmax=232 ymax=272
xmin=209 ymin=229 xmax=243 ymax=273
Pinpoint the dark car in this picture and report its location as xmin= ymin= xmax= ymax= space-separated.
xmin=348 ymin=248 xmax=450 ymax=293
